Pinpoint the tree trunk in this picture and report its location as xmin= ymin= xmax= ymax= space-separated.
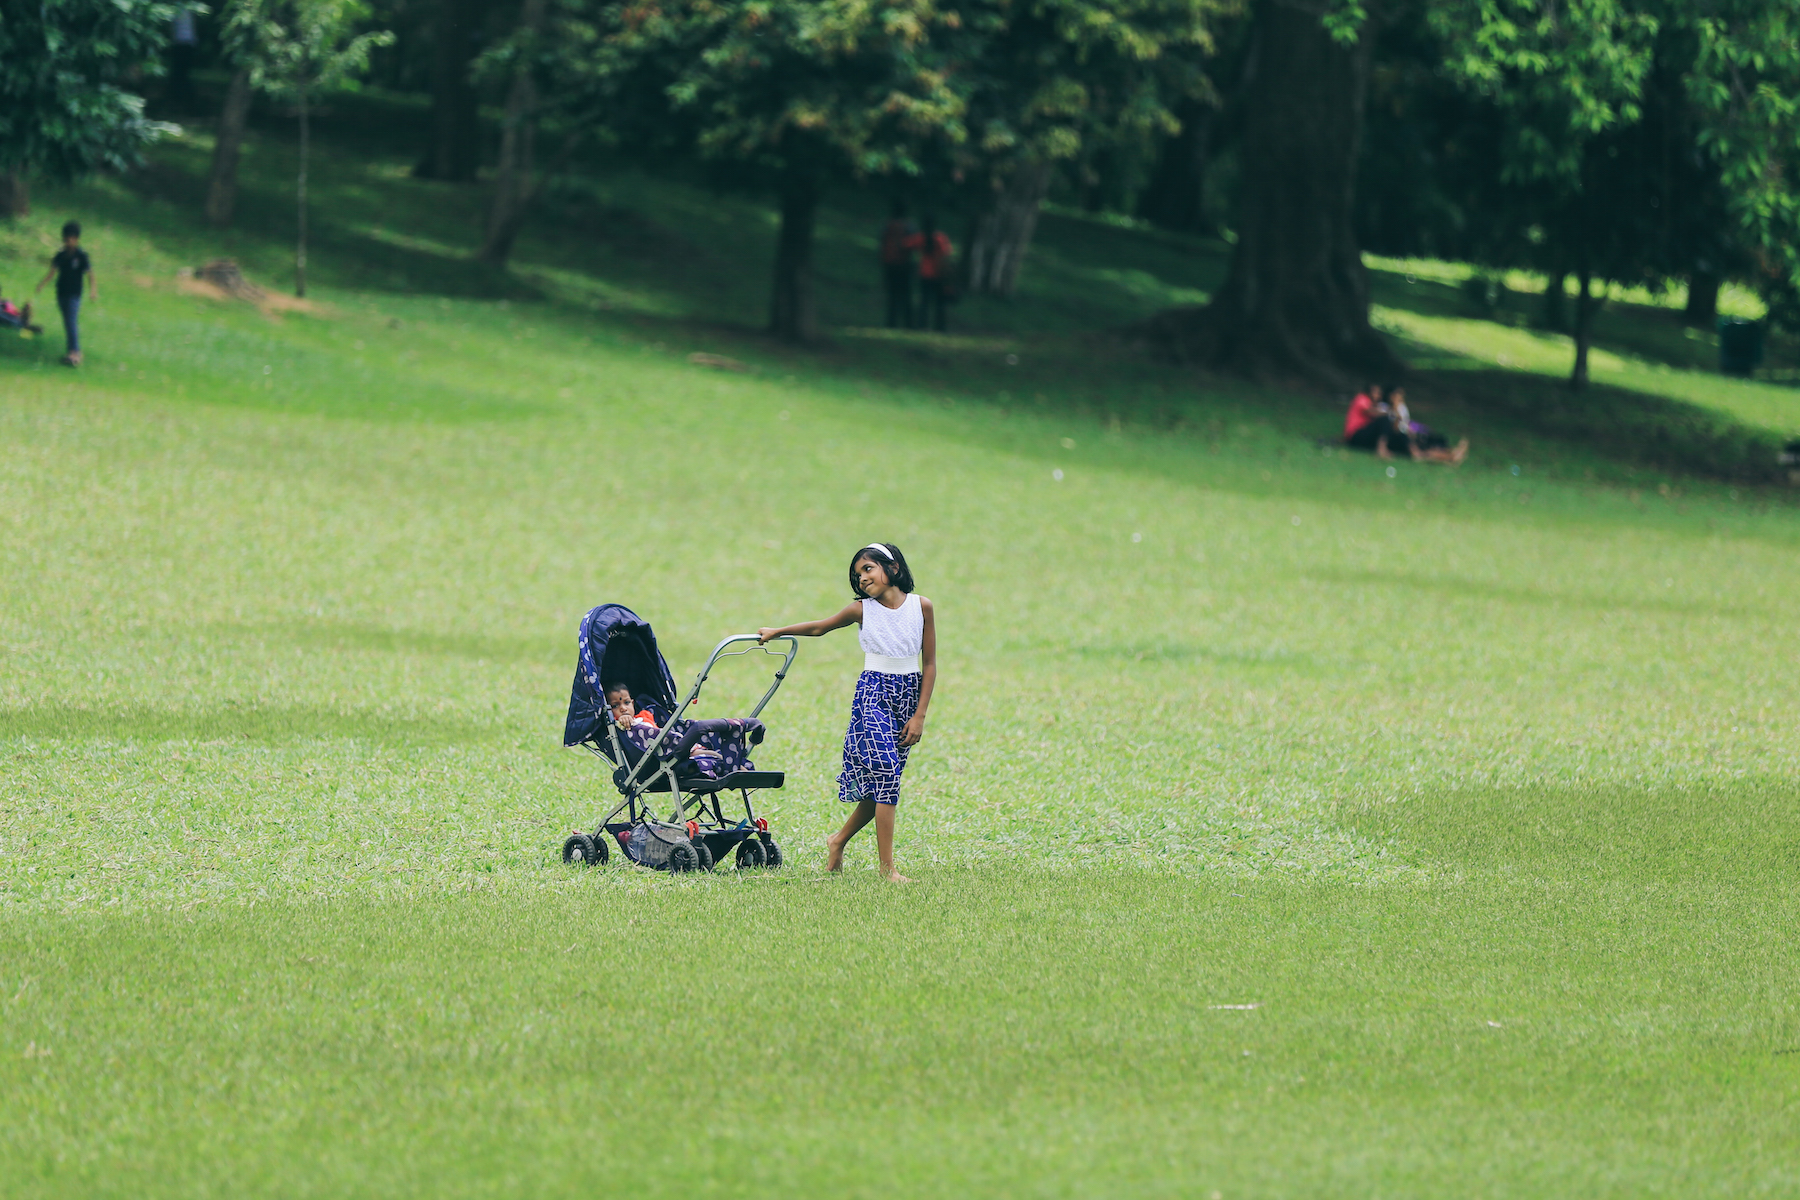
xmin=1683 ymin=271 xmax=1719 ymax=328
xmin=296 ymin=82 xmax=309 ymax=297
xmin=1134 ymin=0 xmax=1400 ymax=383
xmin=415 ymin=0 xmax=484 ymax=182
xmin=1541 ymin=270 xmax=1567 ymax=331
xmin=1137 ymin=97 xmax=1215 ymax=234
xmin=476 ymin=0 xmax=545 ymax=266
xmin=206 ymin=68 xmax=254 ymax=227
xmin=769 ymin=175 xmax=819 ymax=342
xmin=964 ymin=161 xmax=1051 ymax=297
xmin=0 ymin=171 xmax=27 ymax=217
xmin=1570 ymin=268 xmax=1599 ymax=389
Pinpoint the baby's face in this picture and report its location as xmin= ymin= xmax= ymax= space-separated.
xmin=606 ymin=691 xmax=634 ymax=725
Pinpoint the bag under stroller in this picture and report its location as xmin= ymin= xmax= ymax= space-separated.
xmin=559 ymin=603 xmax=797 ymax=872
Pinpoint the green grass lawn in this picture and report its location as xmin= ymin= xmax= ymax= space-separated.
xmin=3 ymin=97 xmax=1800 ymax=1196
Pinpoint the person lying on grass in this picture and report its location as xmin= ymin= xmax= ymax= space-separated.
xmin=758 ymin=542 xmax=936 ymax=883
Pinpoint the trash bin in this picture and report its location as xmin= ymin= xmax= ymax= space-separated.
xmin=1718 ymin=317 xmax=1764 ymax=376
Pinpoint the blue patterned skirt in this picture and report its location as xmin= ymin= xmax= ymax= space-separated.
xmin=838 ymin=671 xmax=921 ymax=805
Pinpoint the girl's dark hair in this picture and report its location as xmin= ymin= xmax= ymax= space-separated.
xmin=849 ymin=543 xmax=914 ymax=596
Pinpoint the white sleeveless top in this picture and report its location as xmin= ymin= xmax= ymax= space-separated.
xmin=859 ymin=593 xmax=923 ymax=673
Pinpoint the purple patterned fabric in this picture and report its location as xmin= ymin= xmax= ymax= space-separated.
xmin=621 ymin=716 xmax=760 ymax=779
xmin=838 ymin=671 xmax=921 ymax=805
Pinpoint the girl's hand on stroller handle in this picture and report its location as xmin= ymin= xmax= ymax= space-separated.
xmin=757 ymin=627 xmax=778 ymax=644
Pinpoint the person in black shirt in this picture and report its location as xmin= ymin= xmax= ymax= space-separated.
xmin=36 ymin=220 xmax=96 ymax=366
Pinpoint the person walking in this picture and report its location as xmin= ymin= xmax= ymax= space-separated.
xmin=909 ymin=216 xmax=954 ymax=332
xmin=758 ymin=543 xmax=937 ymax=882
xmin=878 ymin=201 xmax=917 ymax=328
xmin=37 ymin=221 xmax=96 ymax=367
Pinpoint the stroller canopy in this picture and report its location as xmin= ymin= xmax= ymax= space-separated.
xmin=563 ymin=604 xmax=679 ymax=747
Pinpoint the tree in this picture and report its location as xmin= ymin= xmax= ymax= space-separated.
xmin=1688 ymin=0 xmax=1800 ymax=332
xmin=951 ymin=0 xmax=1236 ymax=296
xmin=226 ymin=0 xmax=393 ymax=294
xmin=1431 ymin=0 xmax=1657 ymax=386
xmin=600 ymin=0 xmax=967 ymax=341
xmin=475 ymin=0 xmax=549 ymax=265
xmin=415 ymin=0 xmax=493 ymax=183
xmin=206 ymin=64 xmax=256 ymax=226
xmin=1136 ymin=0 xmax=1402 ymax=383
xmin=0 ymin=0 xmax=178 ymax=217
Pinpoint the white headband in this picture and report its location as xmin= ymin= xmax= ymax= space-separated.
xmin=861 ymin=543 xmax=891 ymax=559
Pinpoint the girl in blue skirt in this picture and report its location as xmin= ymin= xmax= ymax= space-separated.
xmin=759 ymin=543 xmax=936 ymax=881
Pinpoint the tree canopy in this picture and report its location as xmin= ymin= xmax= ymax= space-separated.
xmin=0 ymin=0 xmax=178 ymax=205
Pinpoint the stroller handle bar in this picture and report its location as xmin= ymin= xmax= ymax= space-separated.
xmin=693 ymin=634 xmax=800 ymax=720
xmin=617 ymin=635 xmax=799 ymax=797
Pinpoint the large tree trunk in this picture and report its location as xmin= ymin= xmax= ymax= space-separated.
xmin=1134 ymin=0 xmax=1399 ymax=383
xmin=415 ymin=0 xmax=484 ymax=182
xmin=206 ymin=68 xmax=254 ymax=227
xmin=1137 ymin=97 xmax=1216 ymax=234
xmin=295 ymin=82 xmax=310 ymax=297
xmin=1683 ymin=271 xmax=1719 ymax=328
xmin=769 ymin=175 xmax=819 ymax=342
xmin=476 ymin=0 xmax=545 ymax=266
xmin=964 ymin=161 xmax=1051 ymax=297
xmin=0 ymin=171 xmax=27 ymax=217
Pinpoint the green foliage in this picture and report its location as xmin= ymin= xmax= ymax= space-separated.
xmin=223 ymin=0 xmax=395 ymax=99
xmin=0 ymin=0 xmax=179 ymax=183
xmin=1432 ymin=0 xmax=1657 ymax=188
xmin=586 ymin=0 xmax=968 ymax=185
xmin=544 ymin=0 xmax=1234 ymax=196
xmin=956 ymin=0 xmax=1234 ymax=165
xmin=1689 ymin=1 xmax=1800 ymax=328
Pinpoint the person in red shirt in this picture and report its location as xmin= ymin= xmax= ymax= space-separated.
xmin=877 ymin=201 xmax=917 ymax=328
xmin=906 ymin=216 xmax=953 ymax=332
xmin=1344 ymin=384 xmax=1408 ymax=458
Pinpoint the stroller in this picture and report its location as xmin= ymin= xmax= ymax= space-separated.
xmin=560 ymin=603 xmax=797 ymax=872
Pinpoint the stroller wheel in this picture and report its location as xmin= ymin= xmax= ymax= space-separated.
xmin=759 ymin=835 xmax=784 ymax=869
xmin=693 ymin=840 xmax=715 ymax=872
xmin=666 ymin=841 xmax=700 ymax=873
xmin=734 ymin=838 xmax=767 ymax=870
xmin=562 ymin=833 xmax=606 ymax=867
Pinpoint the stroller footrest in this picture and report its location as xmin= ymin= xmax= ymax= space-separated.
xmin=685 ymin=770 xmax=784 ymax=793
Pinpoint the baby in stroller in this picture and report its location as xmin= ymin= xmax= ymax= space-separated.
xmin=604 ymin=683 xmax=755 ymax=779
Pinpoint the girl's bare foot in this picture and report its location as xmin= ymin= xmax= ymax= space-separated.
xmin=881 ymin=868 xmax=911 ymax=883
xmin=824 ymin=832 xmax=848 ymax=872
xmin=1451 ymin=438 xmax=1469 ymax=466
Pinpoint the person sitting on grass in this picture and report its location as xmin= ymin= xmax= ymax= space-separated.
xmin=1344 ymin=383 xmax=1466 ymax=465
xmin=1387 ymin=384 xmax=1468 ymax=465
